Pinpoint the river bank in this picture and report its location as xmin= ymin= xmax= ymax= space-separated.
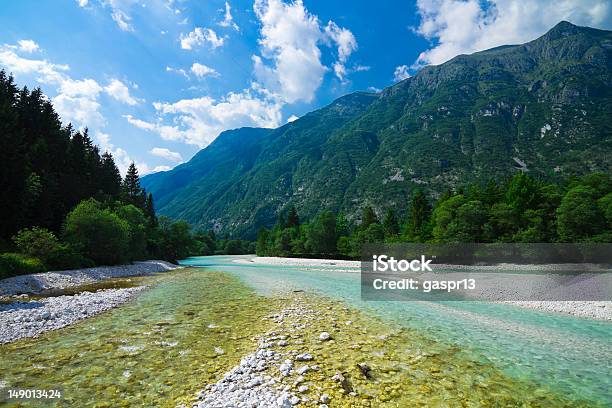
xmin=0 ymin=286 xmax=146 ymax=344
xmin=0 ymin=260 xmax=179 ymax=344
xmin=0 ymin=266 xmax=607 ymax=407
xmin=0 ymin=260 xmax=178 ymax=298
xmin=234 ymin=256 xmax=612 ymax=321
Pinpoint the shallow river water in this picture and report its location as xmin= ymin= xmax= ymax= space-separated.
xmin=0 ymin=256 xmax=610 ymax=407
xmin=182 ymin=256 xmax=612 ymax=406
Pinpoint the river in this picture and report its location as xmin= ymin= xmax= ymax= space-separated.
xmin=0 ymin=255 xmax=610 ymax=407
xmin=182 ymin=255 xmax=612 ymax=406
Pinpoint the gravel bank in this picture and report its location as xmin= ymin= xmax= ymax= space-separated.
xmin=0 ymin=260 xmax=177 ymax=297
xmin=503 ymin=301 xmax=612 ymax=321
xmin=0 ymin=286 xmax=146 ymax=344
xmin=237 ymin=256 xmax=611 ymax=321
xmin=188 ymin=301 xmax=334 ymax=408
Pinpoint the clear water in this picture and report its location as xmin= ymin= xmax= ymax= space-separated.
xmin=181 ymin=255 xmax=612 ymax=406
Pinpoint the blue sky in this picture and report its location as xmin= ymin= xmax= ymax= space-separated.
xmin=1 ymin=0 xmax=611 ymax=174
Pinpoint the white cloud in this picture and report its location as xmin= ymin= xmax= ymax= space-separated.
xmin=252 ymin=0 xmax=358 ymax=102
xmin=393 ymin=65 xmax=411 ymax=81
xmin=191 ymin=63 xmax=219 ymax=78
xmin=17 ymin=40 xmax=39 ymax=53
xmin=413 ymin=0 xmax=612 ymax=67
xmin=153 ymin=165 xmax=172 ymax=172
xmin=111 ymin=9 xmax=134 ymax=32
xmin=104 ymin=78 xmax=140 ymax=105
xmin=252 ymin=0 xmax=325 ymax=103
xmin=166 ymin=66 xmax=189 ymax=79
xmin=149 ymin=147 xmax=183 ymax=163
xmin=325 ymin=21 xmax=357 ymax=80
xmin=180 ymin=27 xmax=224 ymax=50
xmin=96 ymin=131 xmax=151 ymax=176
xmin=125 ymin=85 xmax=282 ymax=148
xmin=219 ymin=1 xmax=239 ymax=31
xmin=287 ymin=114 xmax=299 ymax=123
xmin=76 ymin=0 xmax=89 ymax=7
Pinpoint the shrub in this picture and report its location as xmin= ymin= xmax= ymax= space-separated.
xmin=0 ymin=253 xmax=45 ymax=279
xmin=45 ymin=245 xmax=95 ymax=271
xmin=63 ymin=199 xmax=130 ymax=265
xmin=115 ymin=204 xmax=148 ymax=260
xmin=12 ymin=227 xmax=60 ymax=263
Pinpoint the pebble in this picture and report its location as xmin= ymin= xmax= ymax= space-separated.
xmin=296 ymin=353 xmax=313 ymax=361
xmin=319 ymin=332 xmax=331 ymax=341
xmin=0 ymin=287 xmax=146 ymax=344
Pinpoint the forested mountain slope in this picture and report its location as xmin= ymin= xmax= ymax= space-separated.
xmin=142 ymin=21 xmax=612 ymax=238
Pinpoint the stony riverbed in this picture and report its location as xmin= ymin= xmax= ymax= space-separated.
xmin=0 ymin=286 xmax=146 ymax=344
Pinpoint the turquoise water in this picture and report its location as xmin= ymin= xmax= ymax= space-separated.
xmin=181 ymin=255 xmax=612 ymax=406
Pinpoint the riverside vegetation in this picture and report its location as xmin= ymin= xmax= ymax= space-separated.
xmin=0 ymin=70 xmax=252 ymax=280
xmin=256 ymin=172 xmax=612 ymax=259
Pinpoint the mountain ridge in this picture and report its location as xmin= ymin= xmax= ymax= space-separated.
xmin=142 ymin=21 xmax=612 ymax=238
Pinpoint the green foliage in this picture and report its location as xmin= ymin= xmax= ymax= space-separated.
xmin=0 ymin=253 xmax=45 ymax=279
xmin=557 ymin=186 xmax=603 ymax=242
xmin=45 ymin=245 xmax=94 ymax=271
xmin=306 ymin=211 xmax=337 ymax=255
xmin=382 ymin=209 xmax=399 ymax=238
xmin=256 ymin=172 xmax=612 ymax=259
xmin=115 ymin=204 xmax=148 ymax=261
xmin=361 ymin=206 xmax=378 ymax=228
xmin=0 ymin=71 xmax=124 ymax=240
xmin=12 ymin=227 xmax=60 ymax=263
xmin=63 ymin=199 xmax=130 ymax=265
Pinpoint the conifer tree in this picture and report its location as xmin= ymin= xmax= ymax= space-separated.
xmin=122 ymin=162 xmax=145 ymax=209
xmin=286 ymin=206 xmax=299 ymax=228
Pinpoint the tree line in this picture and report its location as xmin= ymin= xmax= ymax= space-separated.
xmin=0 ymin=70 xmax=249 ymax=279
xmin=256 ymin=172 xmax=612 ymax=258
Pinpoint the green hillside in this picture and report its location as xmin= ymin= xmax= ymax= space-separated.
xmin=142 ymin=21 xmax=612 ymax=238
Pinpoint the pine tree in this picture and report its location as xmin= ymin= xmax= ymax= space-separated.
xmin=99 ymin=152 xmax=122 ymax=198
xmin=382 ymin=209 xmax=399 ymax=237
xmin=405 ymin=190 xmax=431 ymax=239
xmin=362 ymin=206 xmax=378 ymax=228
xmin=122 ymin=162 xmax=145 ymax=209
xmin=145 ymin=193 xmax=157 ymax=227
xmin=286 ymin=206 xmax=299 ymax=228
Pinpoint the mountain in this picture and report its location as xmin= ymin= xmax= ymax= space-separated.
xmin=142 ymin=21 xmax=612 ymax=238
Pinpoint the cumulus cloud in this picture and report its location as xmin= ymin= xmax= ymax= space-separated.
xmin=287 ymin=114 xmax=299 ymax=123
xmin=96 ymin=131 xmax=151 ymax=175
xmin=180 ymin=27 xmax=224 ymax=50
xmin=128 ymin=0 xmax=360 ymax=152
xmin=219 ymin=1 xmax=239 ymax=31
xmin=125 ymin=85 xmax=282 ymax=147
xmin=191 ymin=63 xmax=219 ymax=78
xmin=393 ymin=65 xmax=411 ymax=81
xmin=324 ymin=21 xmax=357 ymax=80
xmin=252 ymin=0 xmax=358 ymax=103
xmin=413 ymin=0 xmax=612 ymax=67
xmin=104 ymin=78 xmax=141 ymax=105
xmin=149 ymin=147 xmax=184 ymax=163
xmin=17 ymin=40 xmax=39 ymax=53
